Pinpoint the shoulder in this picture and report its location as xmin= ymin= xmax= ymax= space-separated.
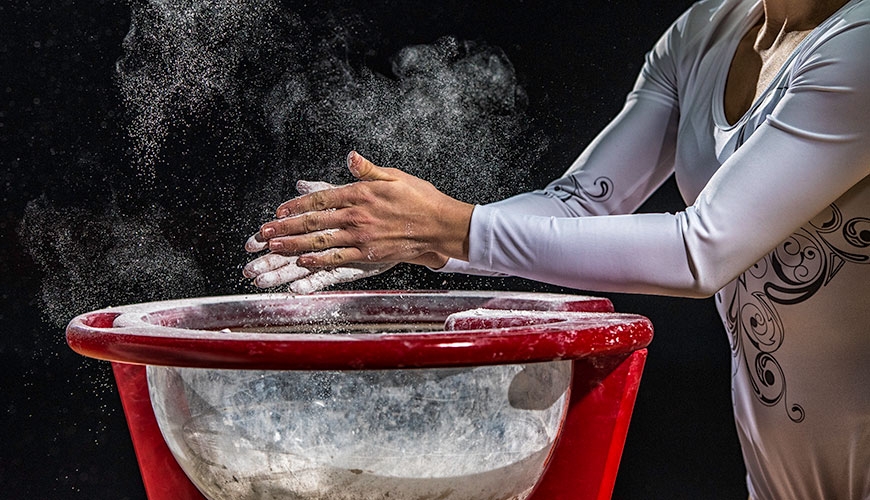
xmin=650 ymin=0 xmax=755 ymax=69
xmin=792 ymin=1 xmax=870 ymax=83
xmin=642 ymin=0 xmax=754 ymax=90
xmin=806 ymin=0 xmax=870 ymax=47
xmin=821 ymin=0 xmax=868 ymax=42
xmin=802 ymin=0 xmax=869 ymax=51
xmin=665 ymin=0 xmax=754 ymax=44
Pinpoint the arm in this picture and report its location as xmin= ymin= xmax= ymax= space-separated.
xmin=253 ymin=13 xmax=869 ymax=298
xmin=246 ymin=5 xmax=689 ymax=285
xmin=440 ymin=13 xmax=685 ymax=275
xmin=478 ymin=0 xmax=688 ymax=221
xmin=252 ymin=8 xmax=686 ymax=279
xmin=440 ymin=90 xmax=680 ymax=275
xmin=468 ymin=22 xmax=870 ymax=297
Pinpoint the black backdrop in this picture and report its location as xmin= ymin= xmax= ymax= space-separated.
xmin=1 ymin=1 xmax=747 ymax=498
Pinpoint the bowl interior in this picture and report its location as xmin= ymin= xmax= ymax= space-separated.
xmin=148 ymin=346 xmax=572 ymax=500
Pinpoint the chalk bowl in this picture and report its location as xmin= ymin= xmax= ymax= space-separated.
xmin=150 ymin=360 xmax=570 ymax=500
xmin=66 ymin=291 xmax=652 ymax=500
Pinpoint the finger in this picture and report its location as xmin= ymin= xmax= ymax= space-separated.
xmin=296 ymin=247 xmax=366 ymax=268
xmin=245 ymin=231 xmax=269 ymax=253
xmin=261 ymin=208 xmax=343 ymax=240
xmin=290 ymin=262 xmax=396 ymax=294
xmin=275 ymin=186 xmax=347 ymax=218
xmin=289 ymin=269 xmax=342 ymax=294
xmin=268 ymin=227 xmax=348 ymax=254
xmin=346 ymin=151 xmax=397 ymax=181
xmin=252 ymin=260 xmax=313 ymax=289
xmin=296 ymin=179 xmax=336 ymax=195
xmin=289 ymin=267 xmax=362 ymax=294
xmin=243 ymin=252 xmax=298 ymax=278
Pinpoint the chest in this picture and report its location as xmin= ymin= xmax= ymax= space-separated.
xmin=672 ymin=26 xmax=808 ymax=204
xmin=723 ymin=24 xmax=813 ymax=124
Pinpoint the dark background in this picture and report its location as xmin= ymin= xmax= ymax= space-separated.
xmin=1 ymin=0 xmax=747 ymax=498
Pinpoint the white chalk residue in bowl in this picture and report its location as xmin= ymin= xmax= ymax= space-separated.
xmin=148 ymin=361 xmax=571 ymax=500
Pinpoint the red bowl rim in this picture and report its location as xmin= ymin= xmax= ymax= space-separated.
xmin=65 ymin=290 xmax=653 ymax=370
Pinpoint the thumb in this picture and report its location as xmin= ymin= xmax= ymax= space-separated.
xmin=347 ymin=151 xmax=395 ymax=181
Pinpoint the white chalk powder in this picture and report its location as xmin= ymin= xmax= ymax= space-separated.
xmin=148 ymin=362 xmax=571 ymax=499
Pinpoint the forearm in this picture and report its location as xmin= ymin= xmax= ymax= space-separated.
xmin=465 ymin=122 xmax=870 ymax=298
xmin=485 ymin=94 xmax=679 ymax=221
xmin=467 ymin=206 xmax=706 ymax=297
xmin=434 ymin=93 xmax=680 ymax=277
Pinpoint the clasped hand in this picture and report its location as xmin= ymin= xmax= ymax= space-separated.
xmin=243 ymin=151 xmax=473 ymax=292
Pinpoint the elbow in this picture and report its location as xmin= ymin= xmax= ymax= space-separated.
xmin=680 ymin=258 xmax=736 ymax=299
xmin=683 ymin=280 xmax=721 ymax=299
xmin=678 ymin=214 xmax=739 ymax=298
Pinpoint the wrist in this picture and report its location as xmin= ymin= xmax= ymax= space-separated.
xmin=412 ymin=252 xmax=450 ymax=269
xmin=434 ymin=199 xmax=474 ymax=261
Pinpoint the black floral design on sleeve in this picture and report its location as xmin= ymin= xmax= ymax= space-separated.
xmin=552 ymin=175 xmax=613 ymax=203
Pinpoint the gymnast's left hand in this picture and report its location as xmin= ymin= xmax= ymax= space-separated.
xmin=257 ymin=151 xmax=474 ymax=270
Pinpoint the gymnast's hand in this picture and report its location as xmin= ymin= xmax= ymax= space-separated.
xmin=255 ymin=151 xmax=473 ymax=273
xmin=244 ymin=179 xmax=396 ymax=293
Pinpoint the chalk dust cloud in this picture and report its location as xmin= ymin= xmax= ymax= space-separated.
xmin=20 ymin=0 xmax=548 ymax=326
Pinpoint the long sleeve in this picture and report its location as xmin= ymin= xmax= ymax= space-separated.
xmin=460 ymin=16 xmax=870 ymax=297
xmin=440 ymin=5 xmax=687 ymax=276
xmin=438 ymin=90 xmax=680 ymax=277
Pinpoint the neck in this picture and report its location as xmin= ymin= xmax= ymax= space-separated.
xmin=757 ymin=0 xmax=849 ymax=49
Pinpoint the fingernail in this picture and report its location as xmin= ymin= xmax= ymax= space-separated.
xmin=269 ymin=240 xmax=283 ymax=250
xmin=276 ymin=208 xmax=290 ymax=218
xmin=297 ymin=256 xmax=313 ymax=267
xmin=243 ymin=261 xmax=264 ymax=276
xmin=347 ymin=151 xmax=356 ymax=168
xmin=262 ymin=226 xmax=275 ymax=238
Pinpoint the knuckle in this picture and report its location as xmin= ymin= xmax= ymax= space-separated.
xmin=346 ymin=208 xmax=368 ymax=228
xmin=313 ymin=231 xmax=331 ymax=248
xmin=330 ymin=251 xmax=346 ymax=266
xmin=353 ymin=230 xmax=372 ymax=245
xmin=364 ymin=247 xmax=379 ymax=262
xmin=302 ymin=214 xmax=318 ymax=233
xmin=310 ymin=192 xmax=329 ymax=211
xmin=269 ymin=220 xmax=285 ymax=233
xmin=275 ymin=238 xmax=296 ymax=253
xmin=351 ymin=183 xmax=372 ymax=203
xmin=383 ymin=167 xmax=402 ymax=178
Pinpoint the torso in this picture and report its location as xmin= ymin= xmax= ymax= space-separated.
xmin=671 ymin=0 xmax=870 ymax=498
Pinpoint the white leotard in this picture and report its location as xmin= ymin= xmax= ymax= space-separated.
xmin=440 ymin=0 xmax=870 ymax=497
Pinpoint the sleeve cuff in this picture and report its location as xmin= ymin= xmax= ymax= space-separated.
xmin=428 ymin=205 xmax=506 ymax=277
xmin=467 ymin=203 xmax=495 ymax=270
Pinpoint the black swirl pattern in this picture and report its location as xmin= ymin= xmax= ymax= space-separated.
xmin=553 ymin=175 xmax=614 ymax=203
xmin=722 ymin=204 xmax=870 ymax=423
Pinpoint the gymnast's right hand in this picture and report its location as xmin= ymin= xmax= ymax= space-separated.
xmin=243 ymin=179 xmax=395 ymax=293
